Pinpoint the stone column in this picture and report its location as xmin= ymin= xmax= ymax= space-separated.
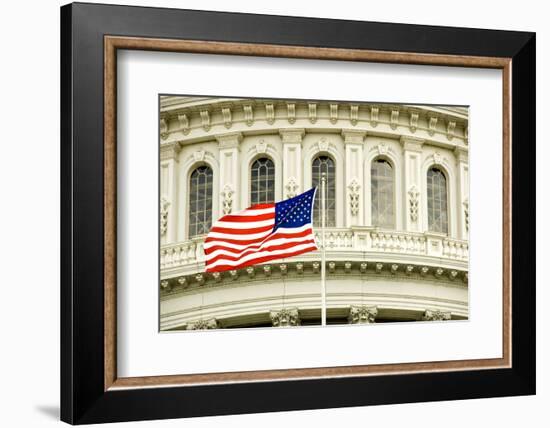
xmin=455 ymin=146 xmax=469 ymax=240
xmin=279 ymin=129 xmax=305 ymax=199
xmin=342 ymin=130 xmax=366 ymax=227
xmin=216 ymin=132 xmax=242 ymax=214
xmin=401 ymin=136 xmax=425 ymax=233
xmin=348 ymin=305 xmax=378 ymax=324
xmin=160 ymin=142 xmax=181 ymax=245
xmin=270 ymin=308 xmax=301 ymax=327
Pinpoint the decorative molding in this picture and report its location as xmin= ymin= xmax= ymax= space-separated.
xmin=212 ymin=272 xmax=222 ymax=283
xmin=199 ymin=110 xmax=210 ymax=131
xmin=222 ymin=107 xmax=232 ymax=129
xmin=187 ymin=318 xmax=218 ymax=330
xmin=375 ymin=263 xmax=383 ymax=273
xmin=371 ymin=142 xmax=390 ymax=157
xmin=348 ymin=178 xmax=360 ymax=216
xmin=192 ymin=149 xmax=205 ymax=162
xmin=330 ymin=104 xmax=338 ymax=124
xmin=160 ymin=280 xmax=170 ymax=291
xmin=160 ymin=196 xmax=170 ymax=236
xmin=263 ymin=265 xmax=272 ymax=277
xmin=409 ymin=112 xmax=419 ymax=133
xmin=432 ymin=151 xmax=443 ymax=165
xmin=348 ymin=305 xmax=378 ymax=324
xmin=400 ymin=136 xmax=425 ymax=151
xmin=177 ymin=277 xmax=188 ymax=288
xmin=370 ymin=106 xmax=379 ymax=127
xmin=428 ymin=116 xmax=438 ymax=136
xmin=243 ymin=104 xmax=254 ymax=126
xmin=270 ymin=308 xmax=300 ymax=327
xmin=265 ymin=103 xmax=275 ymax=124
xmin=391 ymin=264 xmax=399 ymax=274
xmin=350 ymin=105 xmax=359 ymax=125
xmin=341 ymin=129 xmax=366 ymax=144
xmin=344 ymin=262 xmax=352 ymax=273
xmin=287 ymin=103 xmax=296 ymax=124
xmin=285 ymin=176 xmax=299 ymax=199
xmin=177 ymin=114 xmax=190 ymax=135
xmin=408 ymin=185 xmax=420 ymax=222
xmin=195 ymin=273 xmax=205 ymax=285
xmin=446 ymin=120 xmax=456 ymax=140
xmin=160 ymin=142 xmax=181 ymax=161
xmin=317 ymin=137 xmax=329 ymax=152
xmin=229 ymin=270 xmax=238 ymax=280
xmin=216 ymin=132 xmax=243 ymax=149
xmin=312 ymin=262 xmax=320 ymax=273
xmin=423 ymin=310 xmax=451 ymax=321
xmin=296 ymin=262 xmax=304 ymax=274
xmin=246 ymin=266 xmax=255 ymax=278
xmin=328 ymin=262 xmax=336 ymax=273
xmin=221 ymin=183 xmax=235 ymax=215
xmin=360 ymin=262 xmax=368 ymax=273
xmin=280 ymin=263 xmax=288 ymax=275
xmin=390 ymin=109 xmax=399 ymax=130
xmin=160 ymin=117 xmax=169 ymax=140
xmin=279 ymin=128 xmax=305 ymax=144
xmin=308 ymin=103 xmax=317 ymax=123
xmin=255 ymin=139 xmax=268 ymax=154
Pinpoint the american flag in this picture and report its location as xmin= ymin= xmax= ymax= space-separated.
xmin=204 ymin=188 xmax=318 ymax=273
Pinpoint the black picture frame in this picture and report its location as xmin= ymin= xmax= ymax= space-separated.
xmin=61 ymin=2 xmax=535 ymax=424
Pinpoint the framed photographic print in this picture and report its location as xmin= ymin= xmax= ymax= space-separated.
xmin=60 ymin=2 xmax=536 ymax=424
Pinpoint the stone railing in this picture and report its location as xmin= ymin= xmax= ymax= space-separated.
xmin=160 ymin=228 xmax=468 ymax=273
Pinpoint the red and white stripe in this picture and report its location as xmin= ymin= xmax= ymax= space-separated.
xmin=204 ymin=204 xmax=318 ymax=272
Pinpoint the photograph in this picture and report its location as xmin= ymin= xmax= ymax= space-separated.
xmin=159 ymin=96 xmax=470 ymax=330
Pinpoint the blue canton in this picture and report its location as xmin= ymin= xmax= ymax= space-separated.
xmin=273 ymin=188 xmax=316 ymax=232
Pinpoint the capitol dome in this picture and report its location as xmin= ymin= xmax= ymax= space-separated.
xmin=159 ymin=96 xmax=469 ymax=330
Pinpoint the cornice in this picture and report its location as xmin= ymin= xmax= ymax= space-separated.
xmin=160 ymin=259 xmax=468 ymax=297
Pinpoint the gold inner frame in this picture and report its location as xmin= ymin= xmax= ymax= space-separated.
xmin=104 ymin=35 xmax=512 ymax=391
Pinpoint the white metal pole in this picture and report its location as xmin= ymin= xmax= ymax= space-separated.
xmin=321 ymin=172 xmax=327 ymax=326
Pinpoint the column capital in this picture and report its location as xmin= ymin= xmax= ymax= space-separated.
xmin=279 ymin=128 xmax=305 ymax=144
xmin=270 ymin=308 xmax=301 ymax=327
xmin=187 ymin=318 xmax=219 ymax=330
xmin=454 ymin=145 xmax=469 ymax=163
xmin=216 ymin=132 xmax=243 ymax=149
xmin=348 ymin=305 xmax=378 ymax=324
xmin=160 ymin=142 xmax=181 ymax=161
xmin=341 ymin=129 xmax=367 ymax=144
xmin=422 ymin=309 xmax=451 ymax=321
xmin=400 ymin=136 xmax=425 ymax=151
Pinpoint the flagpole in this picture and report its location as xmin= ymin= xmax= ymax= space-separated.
xmin=321 ymin=172 xmax=327 ymax=326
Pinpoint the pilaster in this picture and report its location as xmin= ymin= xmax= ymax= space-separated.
xmin=401 ymin=136 xmax=425 ymax=232
xmin=216 ymin=132 xmax=242 ymax=214
xmin=280 ymin=129 xmax=305 ymax=198
xmin=342 ymin=130 xmax=366 ymax=226
xmin=160 ymin=142 xmax=181 ymax=244
xmin=455 ymin=146 xmax=469 ymax=239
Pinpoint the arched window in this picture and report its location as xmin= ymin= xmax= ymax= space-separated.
xmin=427 ymin=167 xmax=448 ymax=234
xmin=250 ymin=157 xmax=275 ymax=205
xmin=312 ymin=155 xmax=336 ymax=227
xmin=371 ymin=159 xmax=395 ymax=229
xmin=188 ymin=165 xmax=213 ymax=238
